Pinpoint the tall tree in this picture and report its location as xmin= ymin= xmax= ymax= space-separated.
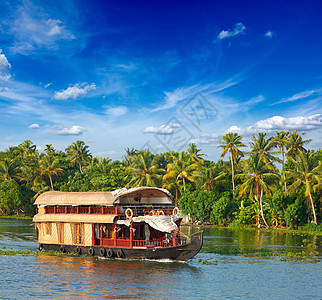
xmin=122 ymin=148 xmax=138 ymax=167
xmin=274 ymin=131 xmax=290 ymax=191
xmin=236 ymin=153 xmax=279 ymax=227
xmin=163 ymin=152 xmax=197 ymax=192
xmin=218 ymin=133 xmax=246 ymax=194
xmin=286 ymin=130 xmax=311 ymax=163
xmin=249 ymin=133 xmax=281 ymax=165
xmin=0 ymin=158 xmax=21 ymax=181
xmin=187 ymin=143 xmax=205 ymax=165
xmin=285 ymin=151 xmax=321 ymax=225
xmin=66 ymin=141 xmax=92 ymax=174
xmin=126 ymin=149 xmax=163 ymax=187
xmin=195 ymin=162 xmax=226 ymax=192
xmin=40 ymin=155 xmax=64 ymax=191
xmin=15 ymin=140 xmax=37 ymax=158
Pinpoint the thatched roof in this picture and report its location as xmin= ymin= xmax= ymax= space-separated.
xmin=33 ymin=213 xmax=117 ymax=224
xmin=34 ymin=187 xmax=173 ymax=206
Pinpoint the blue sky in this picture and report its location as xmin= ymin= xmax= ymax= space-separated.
xmin=0 ymin=0 xmax=322 ymax=160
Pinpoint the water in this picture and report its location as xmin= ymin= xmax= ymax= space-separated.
xmin=0 ymin=219 xmax=321 ymax=299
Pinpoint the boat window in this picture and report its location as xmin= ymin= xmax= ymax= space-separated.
xmin=45 ymin=222 xmax=52 ymax=236
xmin=75 ymin=223 xmax=84 ymax=244
xmin=102 ymin=224 xmax=115 ymax=239
xmin=118 ymin=225 xmax=130 ymax=240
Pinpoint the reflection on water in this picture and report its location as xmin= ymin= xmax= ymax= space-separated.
xmin=0 ymin=219 xmax=321 ymax=299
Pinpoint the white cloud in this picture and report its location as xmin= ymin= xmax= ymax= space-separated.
xmin=217 ymin=23 xmax=246 ymax=40
xmin=248 ymin=114 xmax=322 ymax=131
xmin=273 ymin=89 xmax=322 ymax=105
xmin=29 ymin=123 xmax=40 ymax=129
xmin=224 ymin=114 xmax=322 ymax=137
xmin=0 ymin=50 xmax=11 ymax=80
xmin=264 ymin=31 xmax=274 ymax=39
xmin=226 ymin=125 xmax=242 ymax=133
xmin=53 ymin=125 xmax=85 ymax=135
xmin=54 ymin=83 xmax=96 ymax=100
xmin=144 ymin=124 xmax=177 ymax=135
xmin=105 ymin=106 xmax=128 ymax=118
xmin=44 ymin=83 xmax=52 ymax=88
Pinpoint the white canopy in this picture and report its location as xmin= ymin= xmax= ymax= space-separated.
xmin=116 ymin=215 xmax=179 ymax=233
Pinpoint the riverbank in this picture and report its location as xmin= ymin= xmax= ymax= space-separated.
xmin=0 ymin=215 xmax=33 ymax=220
xmin=1 ymin=214 xmax=321 ymax=236
xmin=183 ymin=223 xmax=322 ymax=236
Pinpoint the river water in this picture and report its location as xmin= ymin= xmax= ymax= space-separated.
xmin=0 ymin=219 xmax=321 ymax=299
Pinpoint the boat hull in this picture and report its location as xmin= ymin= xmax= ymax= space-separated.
xmin=38 ymin=231 xmax=203 ymax=262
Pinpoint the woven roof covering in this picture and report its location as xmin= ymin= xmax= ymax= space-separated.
xmin=34 ymin=187 xmax=173 ymax=206
xmin=33 ymin=213 xmax=117 ymax=224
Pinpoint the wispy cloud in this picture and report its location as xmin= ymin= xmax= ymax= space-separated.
xmin=272 ymin=88 xmax=322 ymax=105
xmin=217 ymin=22 xmax=246 ymax=40
xmin=54 ymin=83 xmax=96 ymax=100
xmin=152 ymin=78 xmax=238 ymax=112
xmin=105 ymin=106 xmax=128 ymax=117
xmin=2 ymin=2 xmax=77 ymax=54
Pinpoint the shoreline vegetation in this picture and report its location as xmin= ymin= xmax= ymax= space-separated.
xmin=0 ymin=130 xmax=321 ymax=231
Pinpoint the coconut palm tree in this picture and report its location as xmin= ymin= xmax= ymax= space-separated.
xmin=66 ymin=141 xmax=92 ymax=174
xmin=286 ymin=130 xmax=311 ymax=162
xmin=126 ymin=149 xmax=163 ymax=187
xmin=163 ymin=152 xmax=197 ymax=192
xmin=187 ymin=143 xmax=205 ymax=165
xmin=122 ymin=148 xmax=138 ymax=167
xmin=39 ymin=155 xmax=64 ymax=191
xmin=236 ymin=153 xmax=279 ymax=227
xmin=194 ymin=162 xmax=226 ymax=192
xmin=15 ymin=140 xmax=37 ymax=157
xmin=285 ymin=151 xmax=321 ymax=225
xmin=218 ymin=133 xmax=246 ymax=193
xmin=274 ymin=131 xmax=290 ymax=191
xmin=249 ymin=133 xmax=281 ymax=165
xmin=0 ymin=158 xmax=21 ymax=181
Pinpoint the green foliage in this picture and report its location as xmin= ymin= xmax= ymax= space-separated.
xmin=0 ymin=180 xmax=24 ymax=215
xmin=285 ymin=199 xmax=307 ymax=229
xmin=210 ymin=192 xmax=237 ymax=225
xmin=0 ymin=136 xmax=320 ymax=228
xmin=179 ymin=189 xmax=219 ymax=223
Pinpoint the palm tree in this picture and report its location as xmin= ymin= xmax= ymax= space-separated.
xmin=285 ymin=151 xmax=321 ymax=225
xmin=15 ymin=140 xmax=37 ymax=157
xmin=274 ymin=131 xmax=290 ymax=191
xmin=187 ymin=143 xmax=205 ymax=165
xmin=218 ymin=133 xmax=246 ymax=194
xmin=249 ymin=133 xmax=281 ymax=165
xmin=39 ymin=155 xmax=64 ymax=191
xmin=236 ymin=153 xmax=279 ymax=227
xmin=195 ymin=162 xmax=226 ymax=192
xmin=66 ymin=141 xmax=92 ymax=173
xmin=122 ymin=148 xmax=138 ymax=167
xmin=163 ymin=152 xmax=197 ymax=192
xmin=286 ymin=130 xmax=311 ymax=163
xmin=0 ymin=158 xmax=21 ymax=181
xmin=126 ymin=149 xmax=163 ymax=187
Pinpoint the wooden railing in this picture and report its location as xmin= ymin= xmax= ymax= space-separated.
xmin=45 ymin=205 xmax=117 ymax=215
xmin=132 ymin=237 xmax=186 ymax=248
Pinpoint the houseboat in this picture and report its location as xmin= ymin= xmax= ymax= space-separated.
xmin=33 ymin=187 xmax=203 ymax=261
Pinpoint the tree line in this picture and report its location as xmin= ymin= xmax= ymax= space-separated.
xmin=0 ymin=130 xmax=321 ymax=229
